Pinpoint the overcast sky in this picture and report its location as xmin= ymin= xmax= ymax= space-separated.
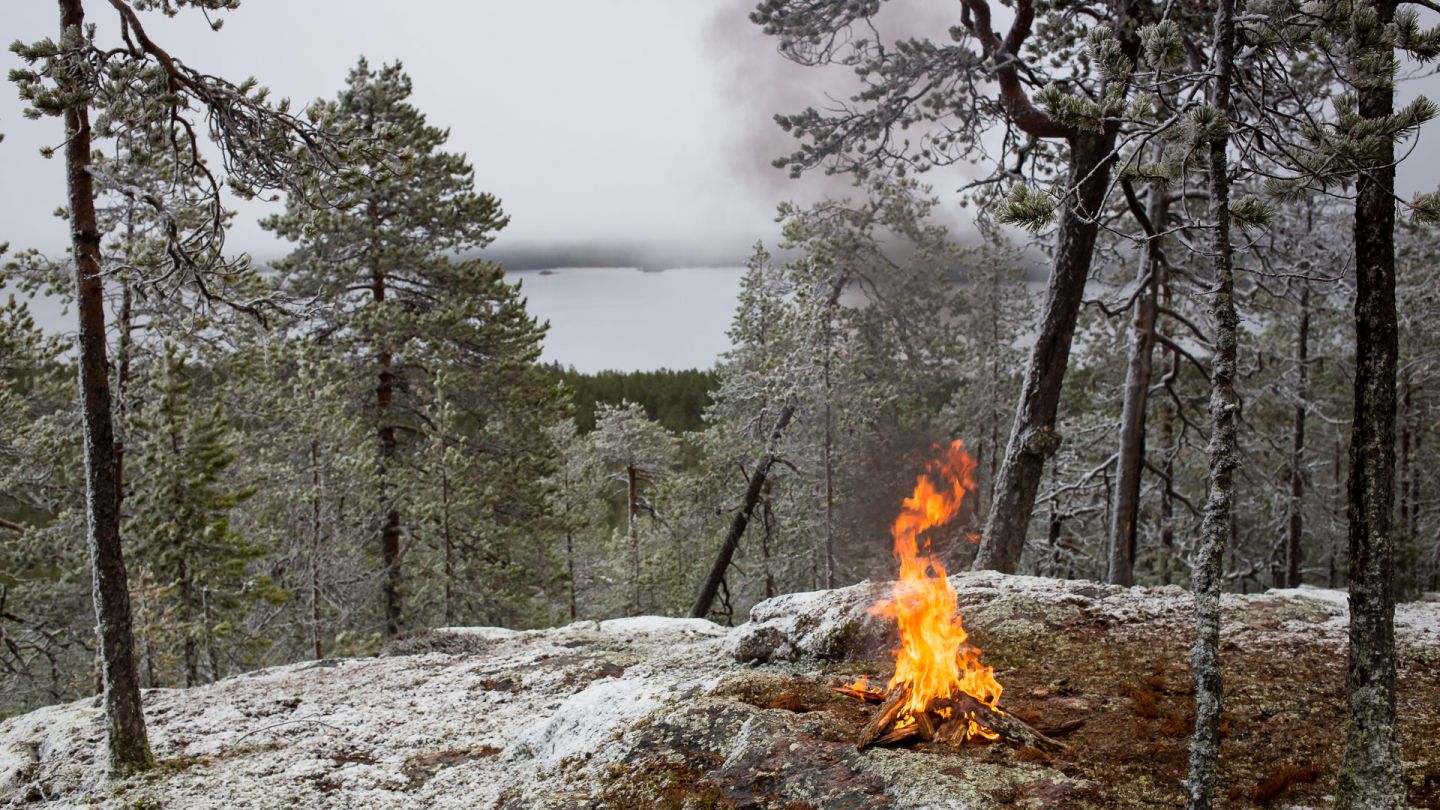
xmin=3 ymin=1 xmax=1438 ymax=267
xmin=0 ymin=0 xmax=863 ymax=265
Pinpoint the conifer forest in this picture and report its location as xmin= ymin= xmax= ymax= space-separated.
xmin=2 ymin=1 xmax=1440 ymax=808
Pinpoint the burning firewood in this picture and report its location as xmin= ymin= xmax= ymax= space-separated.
xmin=855 ymin=685 xmax=910 ymax=750
xmin=832 ymin=676 xmax=887 ymax=703
xmin=843 ymin=442 xmax=1070 ymax=757
xmin=913 ymin=710 xmax=936 ymax=743
xmin=853 ymin=689 xmax=1069 ymax=753
xmin=873 ymin=722 xmax=920 ymax=747
xmin=947 ymin=694 xmax=1069 ymax=754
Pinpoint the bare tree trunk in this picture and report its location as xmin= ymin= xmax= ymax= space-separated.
xmin=691 ymin=403 xmax=796 ymax=619
xmin=565 ymin=528 xmax=578 ymax=621
xmin=818 ymin=276 xmax=844 ymax=588
xmin=309 ymin=440 xmax=324 ymax=660
xmin=371 ymin=235 xmax=402 ymax=638
xmin=975 ymin=133 xmax=1117 ymax=573
xmin=1046 ymin=505 xmax=1063 ymax=578
xmin=1338 ymin=1 xmax=1405 ymax=803
xmin=1410 ymin=390 xmax=1424 ymax=588
xmin=179 ymin=557 xmax=198 ymax=687
xmin=1108 ymin=185 xmax=1168 ymax=585
xmin=627 ymin=463 xmax=640 ymax=612
xmin=60 ymin=0 xmax=153 ymax=773
xmin=1188 ymin=1 xmax=1237 ymax=804
xmin=761 ymin=480 xmax=777 ymax=599
xmin=1283 ymin=283 xmax=1311 ymax=589
xmin=442 ymin=466 xmax=454 ymax=626
xmin=822 ymin=396 xmax=837 ymax=589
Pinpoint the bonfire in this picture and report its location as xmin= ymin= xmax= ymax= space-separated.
xmin=836 ymin=440 xmax=1064 ymax=752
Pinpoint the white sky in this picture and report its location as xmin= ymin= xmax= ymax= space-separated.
xmin=0 ymin=0 xmax=852 ymax=263
xmin=2 ymin=1 xmax=1438 ymax=266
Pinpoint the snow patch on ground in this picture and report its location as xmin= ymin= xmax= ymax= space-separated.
xmin=1265 ymin=585 xmax=1349 ymax=611
xmin=432 ymin=626 xmax=522 ymax=639
xmin=597 ymin=615 xmax=730 ymax=637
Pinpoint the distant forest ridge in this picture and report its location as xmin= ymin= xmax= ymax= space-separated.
xmin=547 ymin=364 xmax=718 ymax=433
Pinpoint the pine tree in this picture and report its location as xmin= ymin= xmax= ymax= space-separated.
xmin=264 ymin=58 xmax=560 ymax=638
xmin=753 ymin=0 xmax=1153 ymax=574
xmin=692 ymin=181 xmax=1002 ymax=614
xmin=591 ymin=401 xmax=679 ymax=614
xmin=10 ymin=0 xmax=355 ymax=770
xmin=220 ymin=334 xmax=377 ymax=663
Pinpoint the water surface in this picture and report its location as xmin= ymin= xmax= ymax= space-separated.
xmin=510 ymin=266 xmax=744 ymax=373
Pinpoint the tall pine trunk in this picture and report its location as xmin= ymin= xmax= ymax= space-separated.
xmin=1108 ymin=186 xmax=1168 ymax=585
xmin=310 ymin=440 xmax=325 ymax=660
xmin=442 ymin=466 xmax=455 ymax=626
xmin=372 ymin=245 xmax=402 ymax=638
xmin=1188 ymin=0 xmax=1237 ymax=804
xmin=975 ymin=133 xmax=1116 ymax=573
xmin=59 ymin=0 xmax=152 ymax=774
xmin=1282 ymin=283 xmax=1310 ymax=589
xmin=1337 ymin=0 xmax=1404 ymax=802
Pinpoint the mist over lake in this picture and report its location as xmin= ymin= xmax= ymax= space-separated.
xmin=510 ymin=266 xmax=745 ymax=373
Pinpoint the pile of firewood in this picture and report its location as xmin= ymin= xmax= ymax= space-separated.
xmin=837 ymin=682 xmax=1070 ymax=753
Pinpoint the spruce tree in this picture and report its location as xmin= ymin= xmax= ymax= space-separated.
xmin=0 ymin=296 xmax=92 ymax=713
xmin=125 ymin=345 xmax=280 ymax=687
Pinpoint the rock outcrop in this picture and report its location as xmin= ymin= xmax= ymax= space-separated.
xmin=2 ymin=574 xmax=1439 ymax=808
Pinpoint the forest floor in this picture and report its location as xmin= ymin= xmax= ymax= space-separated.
xmin=1 ymin=572 xmax=1438 ymax=809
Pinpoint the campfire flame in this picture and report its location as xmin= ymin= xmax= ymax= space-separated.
xmin=875 ymin=440 xmax=1002 ymax=741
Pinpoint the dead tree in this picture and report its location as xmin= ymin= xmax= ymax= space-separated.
xmin=1107 ymin=178 xmax=1170 ymax=586
xmin=691 ymin=402 xmax=796 ymax=620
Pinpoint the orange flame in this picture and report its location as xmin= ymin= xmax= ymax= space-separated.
xmin=875 ymin=440 xmax=1002 ymax=736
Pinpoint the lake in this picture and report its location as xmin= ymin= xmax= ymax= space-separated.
xmin=15 ymin=266 xmax=748 ymax=374
xmin=509 ymin=266 xmax=744 ymax=373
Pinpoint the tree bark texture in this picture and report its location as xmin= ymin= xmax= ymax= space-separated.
xmin=1337 ymin=0 xmax=1405 ymax=803
xmin=1188 ymin=2 xmax=1237 ymax=805
xmin=1282 ymin=283 xmax=1310 ymax=589
xmin=1108 ymin=185 xmax=1168 ymax=586
xmin=59 ymin=0 xmax=153 ymax=775
xmin=974 ymin=132 xmax=1118 ymax=573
